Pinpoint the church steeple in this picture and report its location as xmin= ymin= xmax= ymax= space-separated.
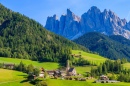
xmin=66 ymin=60 xmax=70 ymax=72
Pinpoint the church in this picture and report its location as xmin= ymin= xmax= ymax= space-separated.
xmin=66 ymin=60 xmax=77 ymax=76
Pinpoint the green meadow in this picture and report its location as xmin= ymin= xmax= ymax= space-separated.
xmin=0 ymin=57 xmax=59 ymax=70
xmin=0 ymin=50 xmax=130 ymax=86
xmin=0 ymin=69 xmax=26 ymax=82
xmin=0 ymin=81 xmax=33 ymax=86
xmin=47 ymin=79 xmax=130 ymax=86
xmin=122 ymin=63 xmax=130 ymax=69
xmin=75 ymin=66 xmax=97 ymax=75
xmin=72 ymin=50 xmax=107 ymax=65
xmin=0 ymin=69 xmax=32 ymax=86
xmin=0 ymin=50 xmax=109 ymax=75
xmin=0 ymin=69 xmax=130 ymax=86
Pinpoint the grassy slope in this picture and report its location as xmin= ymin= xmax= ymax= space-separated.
xmin=123 ymin=63 xmax=130 ymax=69
xmin=72 ymin=50 xmax=107 ymax=65
xmin=1 ymin=81 xmax=33 ymax=86
xmin=75 ymin=66 xmax=97 ymax=75
xmin=0 ymin=50 xmax=107 ymax=74
xmin=0 ymin=69 xmax=26 ymax=82
xmin=72 ymin=50 xmax=107 ymax=75
xmin=47 ymin=79 xmax=130 ymax=86
xmin=0 ymin=69 xmax=32 ymax=86
xmin=0 ymin=57 xmax=59 ymax=70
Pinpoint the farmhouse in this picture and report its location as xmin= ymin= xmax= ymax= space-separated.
xmin=39 ymin=68 xmax=45 ymax=77
xmin=3 ymin=63 xmax=15 ymax=69
xmin=46 ymin=70 xmax=55 ymax=77
xmin=95 ymin=75 xmax=120 ymax=83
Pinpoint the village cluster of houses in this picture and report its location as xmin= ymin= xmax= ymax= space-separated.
xmin=39 ymin=60 xmax=77 ymax=79
xmin=1 ymin=62 xmax=120 ymax=83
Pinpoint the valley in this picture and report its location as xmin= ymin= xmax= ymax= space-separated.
xmin=0 ymin=1 xmax=130 ymax=86
xmin=0 ymin=50 xmax=130 ymax=86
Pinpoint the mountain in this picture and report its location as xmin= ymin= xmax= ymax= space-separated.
xmin=73 ymin=32 xmax=130 ymax=60
xmin=0 ymin=4 xmax=87 ymax=62
xmin=45 ymin=6 xmax=130 ymax=40
xmin=45 ymin=9 xmax=81 ymax=39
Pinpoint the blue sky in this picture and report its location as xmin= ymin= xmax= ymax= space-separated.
xmin=0 ymin=0 xmax=130 ymax=26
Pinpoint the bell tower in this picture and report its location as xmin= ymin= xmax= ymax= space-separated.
xmin=66 ymin=60 xmax=70 ymax=72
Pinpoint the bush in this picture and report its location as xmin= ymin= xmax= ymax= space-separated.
xmin=69 ymin=77 xmax=73 ymax=80
xmin=101 ymin=81 xmax=105 ymax=83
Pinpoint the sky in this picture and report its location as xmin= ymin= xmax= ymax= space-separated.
xmin=0 ymin=0 xmax=130 ymax=26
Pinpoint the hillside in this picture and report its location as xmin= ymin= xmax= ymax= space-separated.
xmin=72 ymin=50 xmax=107 ymax=65
xmin=0 ymin=57 xmax=59 ymax=70
xmin=109 ymin=35 xmax=130 ymax=46
xmin=0 ymin=69 xmax=32 ymax=86
xmin=0 ymin=3 xmax=87 ymax=63
xmin=73 ymin=32 xmax=130 ymax=60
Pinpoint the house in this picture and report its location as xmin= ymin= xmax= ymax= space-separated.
xmin=3 ymin=63 xmax=15 ymax=69
xmin=67 ymin=68 xmax=77 ymax=76
xmin=100 ymin=75 xmax=109 ymax=80
xmin=95 ymin=75 xmax=120 ymax=83
xmin=60 ymin=70 xmax=66 ymax=77
xmin=54 ymin=70 xmax=61 ymax=77
xmin=39 ymin=68 xmax=45 ymax=78
xmin=46 ymin=70 xmax=55 ymax=78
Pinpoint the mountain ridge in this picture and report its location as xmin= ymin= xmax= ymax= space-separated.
xmin=45 ymin=6 xmax=130 ymax=40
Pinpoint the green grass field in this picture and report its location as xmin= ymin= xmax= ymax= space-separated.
xmin=0 ymin=69 xmax=33 ymax=86
xmin=0 ymin=57 xmax=59 ymax=70
xmin=122 ymin=63 xmax=130 ymax=69
xmin=75 ymin=66 xmax=97 ymax=75
xmin=0 ymin=57 xmax=94 ymax=75
xmin=0 ymin=81 xmax=33 ymax=86
xmin=47 ymin=79 xmax=130 ymax=86
xmin=72 ymin=50 xmax=107 ymax=65
xmin=0 ymin=69 xmax=27 ymax=82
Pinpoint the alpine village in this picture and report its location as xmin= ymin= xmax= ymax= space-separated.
xmin=1 ymin=1 xmax=130 ymax=86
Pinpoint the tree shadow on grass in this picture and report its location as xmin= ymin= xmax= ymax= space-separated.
xmin=18 ymin=75 xmax=27 ymax=76
xmin=17 ymin=75 xmax=27 ymax=78
xmin=20 ymin=79 xmax=29 ymax=83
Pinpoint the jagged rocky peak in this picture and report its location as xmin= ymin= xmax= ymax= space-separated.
xmin=45 ymin=6 xmax=130 ymax=40
xmin=66 ymin=8 xmax=80 ymax=22
xmin=45 ymin=14 xmax=59 ymax=33
xmin=89 ymin=6 xmax=101 ymax=13
xmin=121 ymin=19 xmax=127 ymax=25
xmin=67 ymin=9 xmax=73 ymax=15
xmin=47 ymin=14 xmax=59 ymax=20
xmin=53 ymin=14 xmax=59 ymax=20
xmin=125 ymin=21 xmax=130 ymax=30
xmin=80 ymin=6 xmax=102 ymax=32
xmin=103 ymin=9 xmax=109 ymax=18
xmin=82 ymin=6 xmax=101 ymax=19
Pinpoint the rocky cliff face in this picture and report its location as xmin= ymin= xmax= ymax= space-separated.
xmin=45 ymin=6 xmax=130 ymax=40
xmin=45 ymin=15 xmax=59 ymax=33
